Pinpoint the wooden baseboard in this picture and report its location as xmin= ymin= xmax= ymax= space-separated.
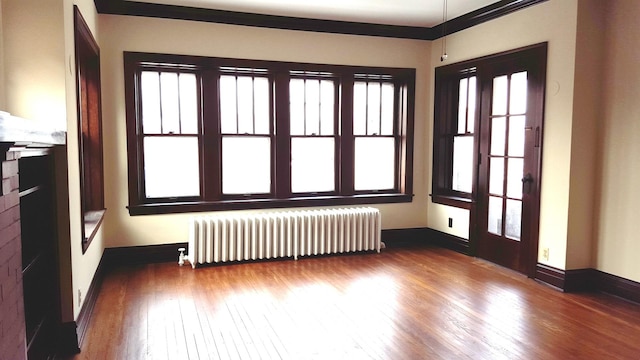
xmin=596 ymin=271 xmax=640 ymax=304
xmin=381 ymin=228 xmax=430 ymax=247
xmin=58 ymin=321 xmax=80 ymax=355
xmin=535 ymin=263 xmax=639 ymax=304
xmin=565 ymin=268 xmax=598 ymax=292
xmin=425 ymin=228 xmax=470 ymax=254
xmin=535 ymin=263 xmax=565 ymax=290
xmin=103 ymin=242 xmax=189 ymax=269
xmin=380 ymin=228 xmax=469 ymax=255
xmin=75 ymin=253 xmax=108 ymax=349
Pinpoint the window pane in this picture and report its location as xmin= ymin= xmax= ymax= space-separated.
xmin=491 ymin=117 xmax=506 ymax=156
xmin=353 ymin=82 xmax=367 ymax=135
xmin=492 ymin=75 xmax=508 ymax=116
xmin=222 ymin=137 xmax=271 ymax=194
xmin=290 ymin=79 xmax=305 ymax=136
xmin=467 ymin=76 xmax=476 ymax=133
xmin=488 ymin=196 xmax=503 ymax=236
xmin=380 ymin=83 xmax=394 ymax=136
xmin=320 ymin=80 xmax=334 ymax=136
xmin=237 ymin=76 xmax=254 ymax=134
xmin=505 ymin=199 xmax=522 ymax=240
xmin=160 ymin=72 xmax=180 ymax=134
xmin=507 ymin=158 xmax=524 ymax=199
xmin=367 ymin=83 xmax=381 ymax=135
xmin=144 ymin=136 xmax=199 ymax=198
xmin=457 ymin=78 xmax=468 ymax=134
xmin=254 ymin=77 xmax=270 ymax=135
xmin=305 ymin=79 xmax=320 ymax=135
xmin=508 ymin=115 xmax=526 ymax=157
xmin=452 ymin=136 xmax=473 ymax=193
xmin=509 ymin=71 xmax=527 ymax=115
xmin=291 ymin=138 xmax=335 ymax=193
xmin=355 ymin=137 xmax=395 ymax=191
xmin=220 ymin=75 xmax=237 ymax=134
xmin=179 ymin=73 xmax=198 ymax=134
xmin=141 ymin=71 xmax=161 ymax=134
xmin=489 ymin=157 xmax=505 ymax=196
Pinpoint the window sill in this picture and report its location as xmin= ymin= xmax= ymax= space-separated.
xmin=82 ymin=209 xmax=106 ymax=253
xmin=430 ymin=194 xmax=473 ymax=210
xmin=128 ymin=193 xmax=413 ymax=216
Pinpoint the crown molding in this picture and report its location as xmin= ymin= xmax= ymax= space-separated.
xmin=431 ymin=0 xmax=548 ymax=39
xmin=93 ymin=0 xmax=547 ymax=40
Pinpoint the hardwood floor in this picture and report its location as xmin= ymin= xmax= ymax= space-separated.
xmin=68 ymin=244 xmax=640 ymax=359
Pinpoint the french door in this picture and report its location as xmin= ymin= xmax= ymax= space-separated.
xmin=475 ymin=46 xmax=546 ymax=276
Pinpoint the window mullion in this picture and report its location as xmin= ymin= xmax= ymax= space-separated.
xmin=202 ymin=69 xmax=221 ymax=200
xmin=274 ymin=72 xmax=291 ymax=198
xmin=157 ymin=72 xmax=164 ymax=134
xmin=394 ymin=82 xmax=403 ymax=192
xmin=340 ymin=74 xmax=355 ymax=196
xmin=378 ymin=82 xmax=383 ymax=136
xmin=318 ymin=79 xmax=322 ymax=135
xmin=177 ymin=73 xmax=183 ymax=134
xmin=252 ymin=75 xmax=256 ymax=134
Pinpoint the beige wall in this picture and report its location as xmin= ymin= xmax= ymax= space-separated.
xmin=98 ymin=15 xmax=432 ymax=248
xmin=565 ymin=0 xmax=605 ymax=270
xmin=2 ymin=0 xmax=67 ymax=130
xmin=596 ymin=0 xmax=640 ymax=282
xmin=426 ymin=0 xmax=579 ymax=269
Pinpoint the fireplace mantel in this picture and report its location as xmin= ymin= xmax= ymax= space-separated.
xmin=0 ymin=111 xmax=66 ymax=149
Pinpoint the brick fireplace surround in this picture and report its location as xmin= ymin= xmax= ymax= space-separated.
xmin=0 ymin=147 xmax=25 ymax=359
xmin=0 ymin=113 xmax=65 ymax=360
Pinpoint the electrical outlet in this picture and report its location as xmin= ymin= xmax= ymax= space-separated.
xmin=78 ymin=289 xmax=82 ymax=305
xmin=448 ymin=217 xmax=453 ymax=228
xmin=543 ymin=248 xmax=549 ymax=261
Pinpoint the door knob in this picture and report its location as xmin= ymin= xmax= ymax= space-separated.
xmin=522 ymin=173 xmax=533 ymax=193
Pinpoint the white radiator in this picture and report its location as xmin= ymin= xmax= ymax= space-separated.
xmin=188 ymin=207 xmax=381 ymax=268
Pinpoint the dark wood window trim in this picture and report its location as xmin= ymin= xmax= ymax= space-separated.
xmin=124 ymin=52 xmax=415 ymax=216
xmin=431 ymin=43 xmax=548 ymax=210
xmin=74 ymin=6 xmax=106 ymax=252
xmin=432 ymin=66 xmax=478 ymax=209
xmin=93 ymin=0 xmax=547 ymax=40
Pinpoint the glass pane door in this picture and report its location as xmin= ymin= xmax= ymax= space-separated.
xmin=487 ymin=72 xmax=527 ymax=241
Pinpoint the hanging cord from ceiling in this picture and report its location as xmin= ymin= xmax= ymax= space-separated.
xmin=441 ymin=0 xmax=449 ymax=62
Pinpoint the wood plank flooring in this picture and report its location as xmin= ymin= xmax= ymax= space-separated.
xmin=67 ymin=245 xmax=640 ymax=359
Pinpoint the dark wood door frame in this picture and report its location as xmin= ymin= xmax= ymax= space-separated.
xmin=468 ymin=43 xmax=548 ymax=278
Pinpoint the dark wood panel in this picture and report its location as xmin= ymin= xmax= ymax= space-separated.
xmin=18 ymin=153 xmax=61 ymax=360
xmin=66 ymin=244 xmax=640 ymax=360
xmin=93 ymin=0 xmax=547 ymax=40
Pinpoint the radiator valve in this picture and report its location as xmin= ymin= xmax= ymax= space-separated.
xmin=178 ymin=247 xmax=186 ymax=266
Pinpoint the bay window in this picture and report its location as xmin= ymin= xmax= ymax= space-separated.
xmin=124 ymin=53 xmax=415 ymax=215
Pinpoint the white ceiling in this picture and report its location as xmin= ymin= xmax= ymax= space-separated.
xmin=132 ymin=0 xmax=501 ymax=27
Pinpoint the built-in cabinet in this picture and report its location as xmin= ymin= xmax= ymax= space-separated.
xmin=19 ymin=151 xmax=60 ymax=359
